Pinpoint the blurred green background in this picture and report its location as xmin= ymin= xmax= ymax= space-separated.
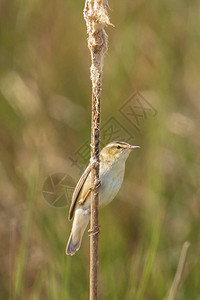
xmin=0 ymin=0 xmax=200 ymax=299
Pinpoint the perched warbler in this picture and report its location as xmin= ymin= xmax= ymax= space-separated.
xmin=66 ymin=141 xmax=140 ymax=256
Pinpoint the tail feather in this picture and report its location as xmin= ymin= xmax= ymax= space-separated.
xmin=66 ymin=208 xmax=90 ymax=256
xmin=66 ymin=233 xmax=81 ymax=256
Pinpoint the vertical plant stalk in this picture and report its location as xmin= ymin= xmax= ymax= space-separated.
xmin=83 ymin=1 xmax=111 ymax=299
xmin=167 ymin=241 xmax=190 ymax=300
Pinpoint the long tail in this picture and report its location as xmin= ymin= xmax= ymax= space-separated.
xmin=66 ymin=208 xmax=90 ymax=256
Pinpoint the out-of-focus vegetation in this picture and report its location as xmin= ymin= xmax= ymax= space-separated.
xmin=0 ymin=0 xmax=200 ymax=299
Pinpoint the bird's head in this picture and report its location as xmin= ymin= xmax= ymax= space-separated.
xmin=100 ymin=141 xmax=140 ymax=163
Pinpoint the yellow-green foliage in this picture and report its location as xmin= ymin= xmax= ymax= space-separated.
xmin=0 ymin=0 xmax=199 ymax=299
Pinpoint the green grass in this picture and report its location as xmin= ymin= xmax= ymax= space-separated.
xmin=0 ymin=0 xmax=200 ymax=299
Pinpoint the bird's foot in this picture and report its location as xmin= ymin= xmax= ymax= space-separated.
xmin=94 ymin=180 xmax=101 ymax=190
xmin=88 ymin=225 xmax=101 ymax=236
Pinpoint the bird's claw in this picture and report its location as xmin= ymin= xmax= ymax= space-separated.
xmin=94 ymin=181 xmax=101 ymax=190
xmin=88 ymin=225 xmax=101 ymax=236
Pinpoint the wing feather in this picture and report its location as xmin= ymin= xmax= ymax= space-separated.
xmin=68 ymin=163 xmax=92 ymax=220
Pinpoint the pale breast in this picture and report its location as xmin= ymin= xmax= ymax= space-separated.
xmin=77 ymin=161 xmax=125 ymax=211
xmin=99 ymin=168 xmax=124 ymax=207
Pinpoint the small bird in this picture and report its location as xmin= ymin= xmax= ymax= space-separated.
xmin=66 ymin=141 xmax=140 ymax=255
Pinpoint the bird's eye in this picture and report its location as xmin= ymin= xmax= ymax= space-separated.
xmin=117 ymin=145 xmax=122 ymax=149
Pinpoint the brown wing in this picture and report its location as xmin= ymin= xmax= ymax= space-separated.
xmin=68 ymin=163 xmax=92 ymax=221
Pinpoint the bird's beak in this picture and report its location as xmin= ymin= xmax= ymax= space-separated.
xmin=127 ymin=145 xmax=140 ymax=150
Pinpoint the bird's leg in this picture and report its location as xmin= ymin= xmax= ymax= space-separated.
xmin=78 ymin=187 xmax=92 ymax=205
xmin=78 ymin=180 xmax=101 ymax=206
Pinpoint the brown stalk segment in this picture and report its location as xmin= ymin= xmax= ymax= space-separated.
xmin=83 ymin=1 xmax=111 ymax=299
